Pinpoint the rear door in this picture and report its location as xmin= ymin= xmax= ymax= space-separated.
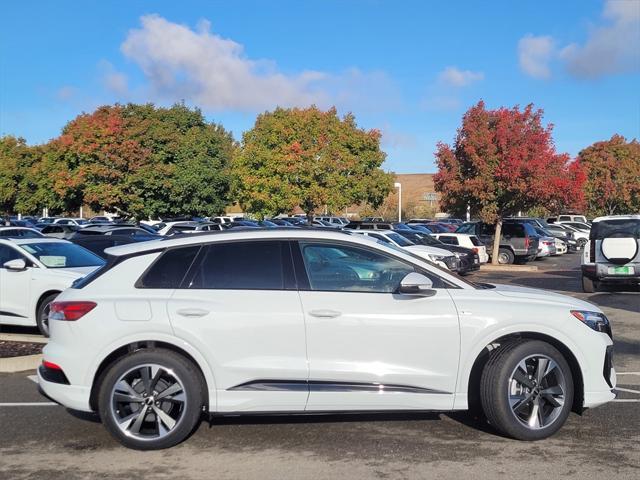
xmin=167 ymin=240 xmax=309 ymax=412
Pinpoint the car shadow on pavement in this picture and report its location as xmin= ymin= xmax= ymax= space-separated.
xmin=208 ymin=410 xmax=443 ymax=426
xmin=586 ymin=292 xmax=640 ymax=313
xmin=502 ymin=277 xmax=580 ymax=294
xmin=612 ymin=337 xmax=640 ymax=357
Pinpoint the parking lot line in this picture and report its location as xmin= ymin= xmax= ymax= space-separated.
xmin=0 ymin=402 xmax=58 ymax=407
xmin=612 ymin=399 xmax=640 ymax=403
xmin=615 ymin=386 xmax=640 ymax=394
xmin=617 ymin=372 xmax=640 ymax=376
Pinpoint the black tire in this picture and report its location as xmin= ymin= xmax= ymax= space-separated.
xmin=497 ymin=248 xmax=515 ymax=265
xmin=582 ymin=275 xmax=598 ymax=293
xmin=480 ymin=340 xmax=573 ymax=441
xmin=98 ymin=348 xmax=204 ymax=450
xmin=36 ymin=293 xmax=58 ymax=337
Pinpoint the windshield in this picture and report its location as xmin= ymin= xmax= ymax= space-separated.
xmin=386 ymin=232 xmax=414 ymax=246
xmin=20 ymin=242 xmax=106 ymax=268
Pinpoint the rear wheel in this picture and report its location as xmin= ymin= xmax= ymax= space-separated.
xmin=497 ymin=248 xmax=515 ymax=265
xmin=98 ymin=349 xmax=204 ymax=450
xmin=582 ymin=275 xmax=598 ymax=293
xmin=480 ymin=340 xmax=573 ymax=440
xmin=36 ymin=293 xmax=58 ymax=337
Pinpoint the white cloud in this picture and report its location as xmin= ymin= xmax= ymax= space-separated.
xmin=438 ymin=66 xmax=484 ymax=87
xmin=56 ymin=86 xmax=76 ymax=101
xmin=99 ymin=60 xmax=129 ymax=97
xmin=518 ymin=1 xmax=640 ymax=80
xmin=560 ymin=0 xmax=640 ymax=78
xmin=113 ymin=14 xmax=401 ymax=112
xmin=518 ymin=34 xmax=555 ymax=79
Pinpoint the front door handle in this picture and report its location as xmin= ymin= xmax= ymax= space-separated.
xmin=176 ymin=308 xmax=209 ymax=318
xmin=308 ymin=309 xmax=341 ymax=319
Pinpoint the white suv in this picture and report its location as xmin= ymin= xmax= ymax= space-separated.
xmin=0 ymin=238 xmax=105 ymax=336
xmin=39 ymin=229 xmax=615 ymax=449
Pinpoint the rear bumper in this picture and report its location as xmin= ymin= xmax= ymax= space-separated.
xmin=581 ymin=264 xmax=639 ymax=283
xmin=37 ymin=368 xmax=92 ymax=412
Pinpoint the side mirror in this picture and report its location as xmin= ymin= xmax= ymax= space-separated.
xmin=398 ymin=272 xmax=436 ymax=297
xmin=3 ymin=258 xmax=27 ymax=271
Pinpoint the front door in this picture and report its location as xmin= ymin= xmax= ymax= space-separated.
xmin=294 ymin=240 xmax=460 ymax=411
xmin=167 ymin=240 xmax=309 ymax=412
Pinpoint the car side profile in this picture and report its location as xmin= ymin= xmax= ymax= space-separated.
xmin=39 ymin=229 xmax=615 ymax=450
xmin=0 ymin=238 xmax=105 ymax=336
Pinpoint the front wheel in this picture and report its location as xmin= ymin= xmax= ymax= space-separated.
xmin=36 ymin=293 xmax=58 ymax=337
xmin=98 ymin=349 xmax=204 ymax=450
xmin=480 ymin=340 xmax=573 ymax=440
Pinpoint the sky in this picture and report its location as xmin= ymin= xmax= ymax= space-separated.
xmin=1 ymin=0 xmax=639 ymax=173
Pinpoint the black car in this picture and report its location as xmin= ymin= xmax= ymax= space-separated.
xmin=70 ymin=234 xmax=158 ymax=259
xmin=396 ymin=230 xmax=480 ymax=275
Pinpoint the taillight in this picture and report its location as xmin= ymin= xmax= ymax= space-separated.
xmin=589 ymin=240 xmax=595 ymax=262
xmin=42 ymin=360 xmax=62 ymax=370
xmin=472 ymin=247 xmax=479 ymax=254
xmin=524 ymin=236 xmax=530 ymax=249
xmin=49 ymin=301 xmax=97 ymax=321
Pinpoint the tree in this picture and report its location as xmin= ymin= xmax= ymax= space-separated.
xmin=0 ymin=136 xmax=32 ymax=215
xmin=578 ymin=135 xmax=640 ymax=216
xmin=50 ymin=103 xmax=234 ymax=219
xmin=434 ymin=101 xmax=585 ymax=264
xmin=232 ymin=106 xmax=393 ymax=220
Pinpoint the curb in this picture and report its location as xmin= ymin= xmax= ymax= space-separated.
xmin=480 ymin=264 xmax=538 ymax=272
xmin=0 ymin=354 xmax=42 ymax=373
xmin=0 ymin=333 xmax=47 ymax=344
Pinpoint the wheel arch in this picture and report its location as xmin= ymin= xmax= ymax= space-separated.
xmin=467 ymin=332 xmax=584 ymax=414
xmin=35 ymin=290 xmax=61 ymax=317
xmin=88 ymin=339 xmax=213 ymax=412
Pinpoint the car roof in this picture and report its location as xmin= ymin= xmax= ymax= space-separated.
xmin=0 ymin=226 xmax=37 ymax=231
xmin=0 ymin=237 xmax=70 ymax=246
xmin=105 ymin=227 xmax=379 ymax=257
xmin=592 ymin=214 xmax=640 ymax=223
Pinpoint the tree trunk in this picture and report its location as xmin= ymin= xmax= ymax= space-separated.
xmin=491 ymin=218 xmax=503 ymax=265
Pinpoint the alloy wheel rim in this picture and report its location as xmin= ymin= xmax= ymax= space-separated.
xmin=498 ymin=252 xmax=509 ymax=264
xmin=110 ymin=364 xmax=187 ymax=441
xmin=507 ymin=354 xmax=566 ymax=430
xmin=41 ymin=303 xmax=51 ymax=336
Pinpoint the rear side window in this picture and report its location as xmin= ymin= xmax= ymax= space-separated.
xmin=456 ymin=223 xmax=474 ymax=234
xmin=137 ymin=246 xmax=200 ymax=288
xmin=186 ymin=241 xmax=290 ymax=290
xmin=438 ymin=236 xmax=458 ymax=245
xmin=470 ymin=236 xmax=482 ymax=246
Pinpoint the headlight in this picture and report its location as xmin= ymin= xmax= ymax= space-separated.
xmin=571 ymin=310 xmax=612 ymax=338
xmin=427 ymin=254 xmax=447 ymax=262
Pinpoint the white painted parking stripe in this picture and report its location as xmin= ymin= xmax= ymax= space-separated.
xmin=27 ymin=375 xmax=38 ymax=384
xmin=615 ymin=387 xmax=640 ymax=394
xmin=612 ymin=399 xmax=640 ymax=403
xmin=616 ymin=372 xmax=640 ymax=376
xmin=0 ymin=402 xmax=58 ymax=407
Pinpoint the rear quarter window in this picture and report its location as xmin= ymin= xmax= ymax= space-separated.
xmin=137 ymin=246 xmax=201 ymax=288
xmin=470 ymin=236 xmax=482 ymax=246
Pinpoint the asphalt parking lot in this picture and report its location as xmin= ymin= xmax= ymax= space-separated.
xmin=1 ymin=253 xmax=638 ymax=480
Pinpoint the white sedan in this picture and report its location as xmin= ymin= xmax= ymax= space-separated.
xmin=0 ymin=238 xmax=105 ymax=336
xmin=39 ymin=229 xmax=614 ymax=449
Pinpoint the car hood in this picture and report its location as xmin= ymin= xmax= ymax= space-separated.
xmin=405 ymin=245 xmax=455 ymax=257
xmin=47 ymin=266 xmax=100 ymax=278
xmin=489 ymin=283 xmax=600 ymax=311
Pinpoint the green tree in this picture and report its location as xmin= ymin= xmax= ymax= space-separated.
xmin=578 ymin=135 xmax=640 ymax=216
xmin=233 ymin=106 xmax=392 ymax=220
xmin=0 ymin=136 xmax=32 ymax=215
xmin=50 ymin=103 xmax=234 ymax=219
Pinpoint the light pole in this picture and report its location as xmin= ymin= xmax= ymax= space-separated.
xmin=394 ymin=182 xmax=402 ymax=222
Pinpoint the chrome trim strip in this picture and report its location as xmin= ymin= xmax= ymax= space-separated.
xmin=228 ymin=379 xmax=449 ymax=395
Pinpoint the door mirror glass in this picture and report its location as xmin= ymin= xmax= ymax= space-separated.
xmin=398 ymin=272 xmax=436 ymax=296
xmin=3 ymin=258 xmax=27 ymax=271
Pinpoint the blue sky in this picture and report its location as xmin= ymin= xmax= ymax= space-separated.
xmin=1 ymin=0 xmax=639 ymax=172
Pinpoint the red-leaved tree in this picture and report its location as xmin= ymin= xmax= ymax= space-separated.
xmin=434 ymin=101 xmax=585 ymax=264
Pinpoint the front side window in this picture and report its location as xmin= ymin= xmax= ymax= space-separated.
xmin=187 ymin=241 xmax=289 ymax=290
xmin=19 ymin=242 xmax=105 ymax=268
xmin=299 ymin=242 xmax=414 ymax=293
xmin=0 ymin=245 xmax=24 ymax=267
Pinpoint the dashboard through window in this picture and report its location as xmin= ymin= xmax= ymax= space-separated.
xmin=298 ymin=242 xmax=416 ymax=293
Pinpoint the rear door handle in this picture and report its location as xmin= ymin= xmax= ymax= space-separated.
xmin=176 ymin=308 xmax=209 ymax=318
xmin=308 ymin=309 xmax=341 ymax=319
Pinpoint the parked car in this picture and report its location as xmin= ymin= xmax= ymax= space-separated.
xmin=0 ymin=238 xmax=105 ymax=336
xmin=314 ymin=216 xmax=349 ymax=226
xmin=352 ymin=230 xmax=460 ymax=271
xmin=361 ymin=216 xmax=384 ymax=222
xmin=396 ymin=230 xmax=480 ymax=274
xmin=0 ymin=226 xmax=44 ymax=239
xmin=535 ymin=233 xmax=558 ymax=258
xmin=430 ymin=233 xmax=489 ymax=263
xmin=40 ymin=224 xmax=80 ymax=239
xmin=37 ymin=217 xmax=58 ymax=224
xmin=581 ymin=215 xmax=640 ymax=293
xmin=456 ymin=221 xmax=539 ymax=264
xmin=70 ymin=234 xmax=157 ymax=259
xmin=552 ymin=224 xmax=589 ymax=250
xmin=557 ymin=221 xmax=591 ymax=233
xmin=39 ymin=228 xmax=615 ymax=449
xmin=269 ymin=219 xmax=295 ymax=226
xmin=346 ymin=221 xmax=393 ymax=230
xmin=54 ymin=218 xmax=90 ymax=227
xmin=88 ymin=216 xmax=112 ymax=224
xmin=72 ymin=225 xmax=159 ymax=239
xmin=550 ymin=214 xmax=589 ymax=225
xmin=156 ymin=221 xmax=203 ymax=236
xmin=425 ymin=222 xmax=452 ymax=233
